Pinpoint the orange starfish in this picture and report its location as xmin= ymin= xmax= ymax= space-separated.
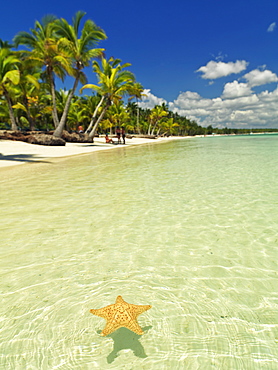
xmin=90 ymin=295 xmax=151 ymax=336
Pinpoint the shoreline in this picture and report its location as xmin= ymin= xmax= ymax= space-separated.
xmin=2 ymin=132 xmax=276 ymax=170
xmin=0 ymin=135 xmax=190 ymax=170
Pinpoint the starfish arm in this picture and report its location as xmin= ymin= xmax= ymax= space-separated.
xmin=115 ymin=295 xmax=125 ymax=304
xmin=131 ymin=304 xmax=152 ymax=317
xmin=90 ymin=306 xmax=114 ymax=320
xmin=101 ymin=321 xmax=122 ymax=336
xmin=125 ymin=319 xmax=144 ymax=335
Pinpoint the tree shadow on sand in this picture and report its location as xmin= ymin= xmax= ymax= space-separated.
xmin=97 ymin=326 xmax=152 ymax=364
xmin=0 ymin=153 xmax=51 ymax=164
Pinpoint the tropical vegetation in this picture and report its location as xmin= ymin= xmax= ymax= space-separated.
xmin=1 ymin=14 xmax=277 ymax=138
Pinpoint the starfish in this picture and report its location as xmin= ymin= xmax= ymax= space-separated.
xmin=90 ymin=295 xmax=151 ymax=336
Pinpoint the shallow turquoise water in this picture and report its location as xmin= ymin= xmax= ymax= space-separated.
xmin=0 ymin=135 xmax=278 ymax=369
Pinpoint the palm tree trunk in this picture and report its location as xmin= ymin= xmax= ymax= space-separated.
xmin=27 ymin=110 xmax=35 ymax=131
xmin=23 ymin=96 xmax=35 ymax=130
xmin=88 ymin=104 xmax=108 ymax=140
xmin=85 ymin=95 xmax=105 ymax=134
xmin=136 ymin=104 xmax=141 ymax=134
xmin=4 ymin=89 xmax=18 ymax=131
xmin=53 ymin=77 xmax=80 ymax=137
xmin=147 ymin=122 xmax=152 ymax=135
xmin=47 ymin=67 xmax=59 ymax=128
xmin=150 ymin=121 xmax=158 ymax=135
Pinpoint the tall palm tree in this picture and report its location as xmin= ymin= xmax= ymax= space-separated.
xmin=13 ymin=15 xmax=73 ymax=128
xmin=0 ymin=48 xmax=20 ymax=130
xmin=52 ymin=11 xmax=106 ymax=137
xmin=80 ymin=57 xmax=137 ymax=140
xmin=127 ymin=82 xmax=145 ymax=134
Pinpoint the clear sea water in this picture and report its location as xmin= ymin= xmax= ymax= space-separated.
xmin=0 ymin=135 xmax=277 ymax=369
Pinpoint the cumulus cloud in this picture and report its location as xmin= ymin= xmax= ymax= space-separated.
xmin=196 ymin=60 xmax=248 ymax=79
xmin=267 ymin=22 xmax=276 ymax=32
xmin=170 ymin=88 xmax=278 ymax=128
xmin=142 ymin=84 xmax=278 ymax=129
xmin=222 ymin=81 xmax=253 ymax=99
xmin=138 ymin=89 xmax=167 ymax=109
xmin=243 ymin=69 xmax=278 ymax=87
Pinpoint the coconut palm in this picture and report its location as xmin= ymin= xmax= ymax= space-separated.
xmin=80 ymin=57 xmax=137 ymax=140
xmin=13 ymin=15 xmax=73 ymax=129
xmin=52 ymin=11 xmax=106 ymax=137
xmin=0 ymin=48 xmax=20 ymax=130
xmin=102 ymin=102 xmax=129 ymax=134
xmin=147 ymin=105 xmax=168 ymax=135
xmin=160 ymin=117 xmax=179 ymax=136
xmin=66 ymin=100 xmax=87 ymax=131
xmin=12 ymin=56 xmax=41 ymax=130
xmin=127 ymin=82 xmax=145 ymax=134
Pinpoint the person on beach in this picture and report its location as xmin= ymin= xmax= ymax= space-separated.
xmin=116 ymin=126 xmax=121 ymax=144
xmin=78 ymin=125 xmax=84 ymax=133
xmin=121 ymin=127 xmax=126 ymax=144
xmin=105 ymin=133 xmax=114 ymax=144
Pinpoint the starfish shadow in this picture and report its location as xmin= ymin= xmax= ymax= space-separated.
xmin=97 ymin=326 xmax=152 ymax=364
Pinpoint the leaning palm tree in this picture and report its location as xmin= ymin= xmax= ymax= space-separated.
xmin=159 ymin=117 xmax=179 ymax=136
xmin=0 ymin=48 xmax=20 ymax=130
xmin=13 ymin=15 xmax=73 ymax=128
xmin=52 ymin=11 xmax=106 ymax=137
xmin=80 ymin=57 xmax=137 ymax=141
xmin=148 ymin=105 xmax=168 ymax=135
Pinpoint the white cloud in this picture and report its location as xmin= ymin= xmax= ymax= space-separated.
xmin=138 ymin=89 xmax=167 ymax=109
xmin=143 ymin=83 xmax=278 ymax=128
xmin=243 ymin=69 xmax=278 ymax=87
xmin=196 ymin=60 xmax=249 ymax=79
xmin=267 ymin=22 xmax=276 ymax=32
xmin=172 ymin=87 xmax=278 ymax=128
xmin=222 ymin=81 xmax=253 ymax=99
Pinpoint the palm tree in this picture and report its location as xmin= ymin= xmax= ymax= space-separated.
xmin=76 ymin=94 xmax=101 ymax=131
xmin=66 ymin=100 xmax=87 ymax=131
xmin=127 ymin=82 xmax=145 ymax=134
xmin=12 ymin=56 xmax=41 ymax=130
xmin=52 ymin=11 xmax=106 ymax=137
xmin=0 ymin=48 xmax=20 ymax=130
xmin=13 ymin=15 xmax=73 ymax=129
xmin=102 ymin=102 xmax=129 ymax=134
xmin=80 ymin=57 xmax=137 ymax=140
xmin=160 ymin=117 xmax=179 ymax=136
xmin=148 ymin=105 xmax=168 ymax=135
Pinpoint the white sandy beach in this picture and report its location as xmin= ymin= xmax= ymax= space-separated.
xmin=0 ymin=136 xmax=188 ymax=169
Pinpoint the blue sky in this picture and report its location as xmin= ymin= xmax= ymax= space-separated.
xmin=1 ymin=0 xmax=278 ymax=128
